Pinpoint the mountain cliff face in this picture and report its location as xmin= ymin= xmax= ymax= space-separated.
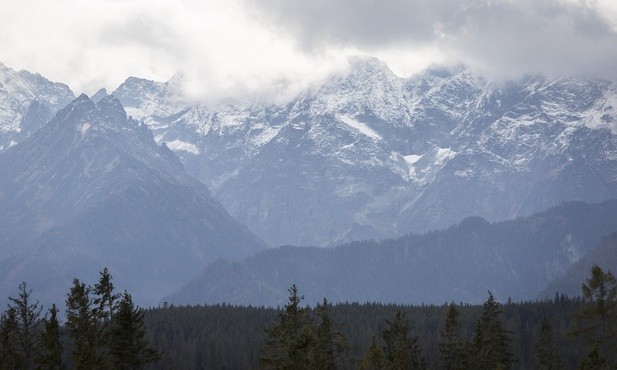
xmin=111 ymin=57 xmax=617 ymax=247
xmin=0 ymin=94 xmax=265 ymax=306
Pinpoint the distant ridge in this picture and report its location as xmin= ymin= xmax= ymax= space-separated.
xmin=165 ymin=199 xmax=617 ymax=306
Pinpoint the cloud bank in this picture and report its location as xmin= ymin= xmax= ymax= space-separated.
xmin=246 ymin=0 xmax=617 ymax=80
xmin=0 ymin=0 xmax=616 ymax=104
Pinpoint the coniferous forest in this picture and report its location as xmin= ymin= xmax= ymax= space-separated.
xmin=1 ymin=265 xmax=616 ymax=369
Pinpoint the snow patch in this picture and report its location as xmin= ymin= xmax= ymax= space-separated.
xmin=8 ymin=140 xmax=17 ymax=148
xmin=79 ymin=122 xmax=91 ymax=137
xmin=403 ymin=154 xmax=422 ymax=164
xmin=338 ymin=115 xmax=382 ymax=141
xmin=435 ymin=147 xmax=456 ymax=165
xmin=166 ymin=139 xmax=200 ymax=155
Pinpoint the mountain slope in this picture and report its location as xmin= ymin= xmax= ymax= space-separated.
xmin=541 ymin=232 xmax=617 ymax=298
xmin=0 ymin=95 xmax=265 ymax=306
xmin=112 ymin=58 xmax=617 ymax=247
xmin=165 ymin=200 xmax=617 ymax=306
xmin=0 ymin=63 xmax=74 ymax=151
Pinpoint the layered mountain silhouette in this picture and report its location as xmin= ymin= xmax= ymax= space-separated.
xmin=542 ymin=232 xmax=617 ymax=298
xmin=165 ymin=200 xmax=617 ymax=306
xmin=0 ymin=94 xmax=265 ymax=306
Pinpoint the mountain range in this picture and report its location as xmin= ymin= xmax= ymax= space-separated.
xmin=0 ymin=59 xmax=616 ymax=306
xmin=0 ymin=93 xmax=264 ymax=306
xmin=2 ymin=59 xmax=617 ymax=249
xmin=111 ymin=58 xmax=617 ymax=248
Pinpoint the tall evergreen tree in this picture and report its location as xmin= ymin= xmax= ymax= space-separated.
xmin=471 ymin=292 xmax=513 ymax=369
xmin=109 ymin=291 xmax=161 ymax=369
xmin=66 ymin=278 xmax=103 ymax=369
xmin=93 ymin=267 xmax=120 ymax=367
xmin=576 ymin=345 xmax=609 ymax=370
xmin=312 ymin=298 xmax=348 ymax=369
xmin=358 ymin=336 xmax=384 ymax=370
xmin=38 ymin=304 xmax=65 ymax=369
xmin=533 ymin=319 xmax=564 ymax=370
xmin=381 ymin=310 xmax=425 ymax=370
xmin=573 ymin=265 xmax=617 ymax=368
xmin=260 ymin=284 xmax=314 ymax=369
xmin=93 ymin=267 xmax=119 ymax=322
xmin=0 ymin=307 xmax=24 ymax=369
xmin=7 ymin=281 xmax=43 ymax=368
xmin=439 ymin=303 xmax=470 ymax=370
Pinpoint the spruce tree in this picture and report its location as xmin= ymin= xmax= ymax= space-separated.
xmin=439 ymin=303 xmax=470 ymax=370
xmin=471 ymin=292 xmax=513 ymax=369
xmin=533 ymin=319 xmax=564 ymax=370
xmin=0 ymin=307 xmax=24 ymax=368
xmin=93 ymin=267 xmax=120 ymax=366
xmin=358 ymin=336 xmax=384 ymax=370
xmin=7 ymin=281 xmax=43 ymax=368
xmin=260 ymin=284 xmax=314 ymax=369
xmin=576 ymin=345 xmax=609 ymax=370
xmin=66 ymin=278 xmax=103 ymax=369
xmin=573 ymin=265 xmax=617 ymax=368
xmin=93 ymin=267 xmax=119 ymax=323
xmin=38 ymin=304 xmax=65 ymax=369
xmin=381 ymin=310 xmax=425 ymax=369
xmin=109 ymin=291 xmax=161 ymax=369
xmin=312 ymin=298 xmax=348 ymax=369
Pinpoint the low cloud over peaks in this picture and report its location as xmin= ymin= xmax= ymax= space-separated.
xmin=246 ymin=0 xmax=617 ymax=80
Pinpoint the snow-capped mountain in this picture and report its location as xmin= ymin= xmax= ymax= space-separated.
xmin=110 ymin=57 xmax=617 ymax=247
xmin=0 ymin=94 xmax=264 ymax=306
xmin=0 ymin=63 xmax=74 ymax=151
xmin=1 ymin=58 xmax=615 ymax=249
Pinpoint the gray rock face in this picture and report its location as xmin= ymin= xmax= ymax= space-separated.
xmin=0 ymin=94 xmax=265 ymax=306
xmin=111 ymin=57 xmax=617 ymax=247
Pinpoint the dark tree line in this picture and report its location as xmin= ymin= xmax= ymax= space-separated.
xmin=3 ymin=265 xmax=611 ymax=368
xmin=257 ymin=265 xmax=617 ymax=369
xmin=141 ymin=265 xmax=616 ymax=369
xmin=0 ymin=268 xmax=160 ymax=369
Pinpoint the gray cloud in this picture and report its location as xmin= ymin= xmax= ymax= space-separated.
xmin=245 ymin=0 xmax=617 ymax=79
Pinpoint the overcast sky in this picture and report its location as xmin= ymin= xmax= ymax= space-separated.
xmin=1 ymin=0 xmax=616 ymax=104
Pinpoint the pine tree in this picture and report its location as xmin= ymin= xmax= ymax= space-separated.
xmin=382 ymin=310 xmax=425 ymax=370
xmin=576 ymin=345 xmax=609 ymax=370
xmin=439 ymin=303 xmax=470 ymax=370
xmin=312 ymin=298 xmax=348 ymax=369
xmin=260 ymin=284 xmax=314 ymax=369
xmin=573 ymin=265 xmax=617 ymax=368
xmin=66 ymin=278 xmax=103 ymax=369
xmin=7 ymin=281 xmax=44 ymax=368
xmin=358 ymin=336 xmax=384 ymax=370
xmin=0 ymin=307 xmax=24 ymax=369
xmin=92 ymin=267 xmax=120 ymax=367
xmin=471 ymin=292 xmax=513 ymax=369
xmin=533 ymin=319 xmax=564 ymax=370
xmin=93 ymin=267 xmax=119 ymax=323
xmin=38 ymin=304 xmax=65 ymax=369
xmin=109 ymin=291 xmax=161 ymax=369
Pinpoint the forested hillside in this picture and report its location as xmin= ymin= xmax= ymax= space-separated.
xmin=167 ymin=199 xmax=617 ymax=306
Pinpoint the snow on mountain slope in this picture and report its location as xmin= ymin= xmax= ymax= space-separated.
xmin=0 ymin=63 xmax=74 ymax=150
xmin=2 ymin=58 xmax=615 ymax=248
xmin=108 ymin=56 xmax=617 ymax=247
